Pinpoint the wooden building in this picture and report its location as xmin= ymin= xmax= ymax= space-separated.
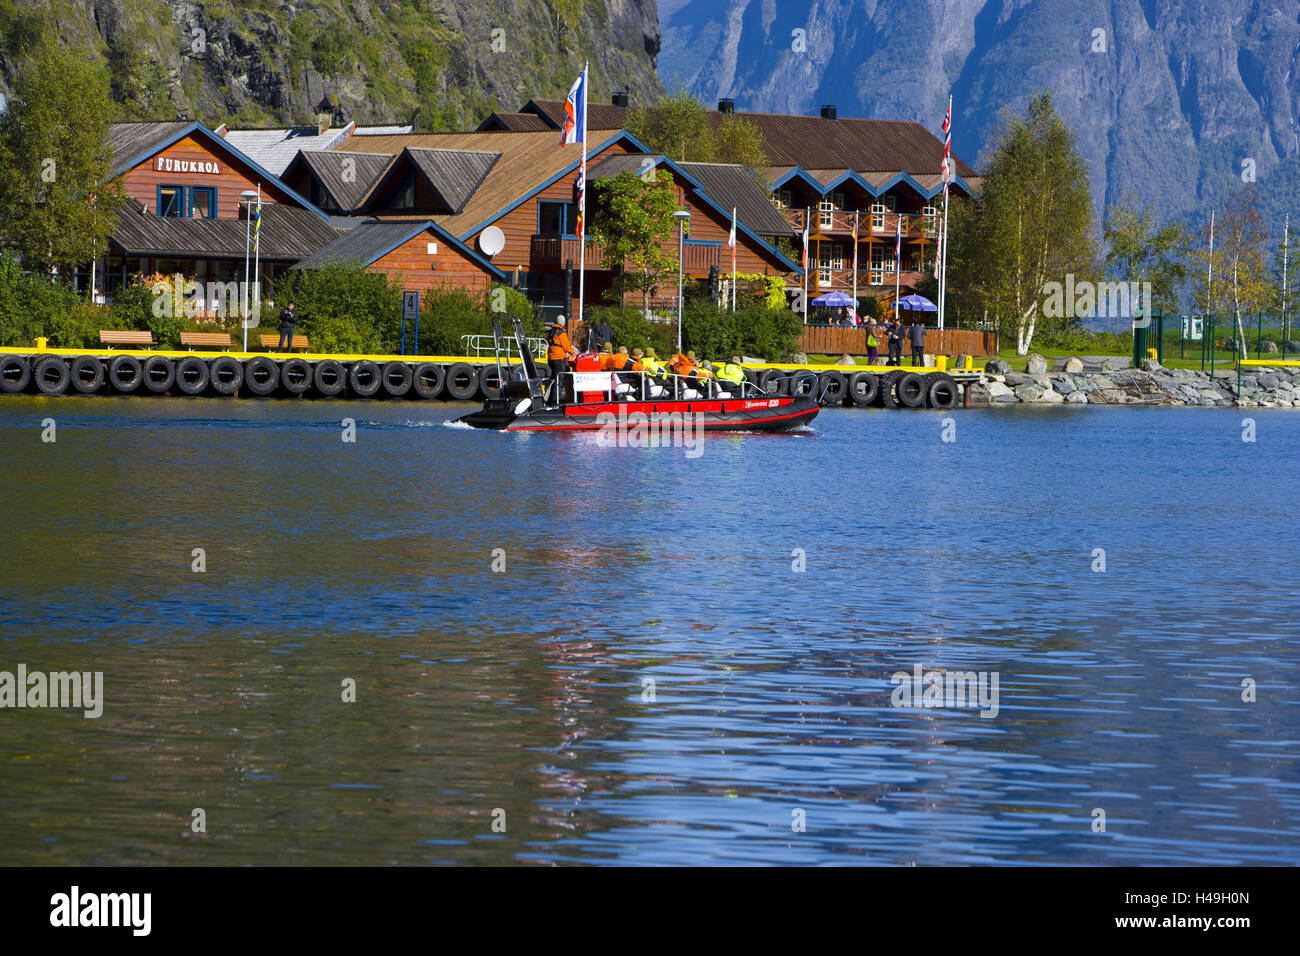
xmin=486 ymin=97 xmax=983 ymax=307
xmin=310 ymin=129 xmax=800 ymax=320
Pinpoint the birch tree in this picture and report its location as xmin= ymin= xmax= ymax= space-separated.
xmin=954 ymin=93 xmax=1095 ymax=353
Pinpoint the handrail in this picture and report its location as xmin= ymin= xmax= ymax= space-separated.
xmin=461 ymin=333 xmax=545 ymax=360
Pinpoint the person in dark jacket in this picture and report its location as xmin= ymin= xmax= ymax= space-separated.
xmin=277 ymin=302 xmax=298 ymax=352
xmin=886 ymin=318 xmax=903 ymax=366
xmin=589 ymin=316 xmax=613 ymax=354
xmin=908 ymin=317 xmax=926 ymax=367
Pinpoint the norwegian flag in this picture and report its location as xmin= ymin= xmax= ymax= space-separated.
xmin=894 ymin=213 xmax=902 ymax=272
xmin=560 ymin=69 xmax=587 ymax=145
xmin=941 ymin=96 xmax=952 ymax=199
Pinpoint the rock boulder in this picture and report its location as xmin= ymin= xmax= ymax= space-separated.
xmin=1026 ymin=352 xmax=1048 ymax=375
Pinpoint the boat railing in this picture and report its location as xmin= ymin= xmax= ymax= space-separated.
xmin=543 ymin=368 xmax=770 ymax=406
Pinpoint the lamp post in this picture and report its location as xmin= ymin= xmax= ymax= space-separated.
xmin=673 ymin=209 xmax=690 ymax=352
xmin=239 ymin=190 xmax=258 ymax=351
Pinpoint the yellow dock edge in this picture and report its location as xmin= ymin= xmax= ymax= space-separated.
xmin=1239 ymin=358 xmax=1300 ymax=367
xmin=3 ymin=347 xmax=976 ymax=375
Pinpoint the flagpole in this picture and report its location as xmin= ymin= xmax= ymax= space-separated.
xmin=253 ymin=183 xmax=262 ymax=340
xmin=894 ymin=214 xmax=901 ymax=327
xmin=577 ymin=62 xmax=588 ymax=331
xmin=938 ymin=94 xmax=952 ymax=331
xmin=851 ymin=211 xmax=858 ymax=321
xmin=802 ymin=208 xmax=809 ymax=325
xmin=939 ymin=186 xmax=950 ymax=331
xmin=1207 ymin=209 xmax=1215 ymax=313
xmin=731 ymin=207 xmax=737 ymax=313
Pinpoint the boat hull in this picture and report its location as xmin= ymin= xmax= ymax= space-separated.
xmin=456 ymin=394 xmax=819 ymax=432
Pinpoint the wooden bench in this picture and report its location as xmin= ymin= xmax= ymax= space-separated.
xmin=259 ymin=333 xmax=310 ymax=352
xmin=180 ymin=332 xmax=233 ymax=350
xmin=99 ymin=330 xmax=155 ymax=348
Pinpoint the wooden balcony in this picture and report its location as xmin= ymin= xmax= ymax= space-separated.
xmin=809 ymin=268 xmax=929 ymax=294
xmin=530 ymin=235 xmax=605 ymax=269
xmin=781 ymin=208 xmax=940 ymax=239
xmin=681 ymin=242 xmax=721 ymax=274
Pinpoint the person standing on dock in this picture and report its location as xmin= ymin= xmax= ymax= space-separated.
xmin=886 ymin=319 xmax=902 ymax=366
xmin=546 ymin=317 xmax=576 ymax=403
xmin=276 ymin=302 xmax=298 ymax=353
xmin=908 ymin=317 xmax=926 ymax=367
xmin=589 ymin=316 xmax=612 ymax=355
xmin=866 ymin=323 xmax=880 ymax=364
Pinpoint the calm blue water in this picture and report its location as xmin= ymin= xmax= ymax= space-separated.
xmin=1 ymin=396 xmax=1297 ymax=865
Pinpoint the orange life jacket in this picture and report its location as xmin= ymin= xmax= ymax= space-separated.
xmin=670 ymin=353 xmax=695 ymax=376
xmin=547 ymin=326 xmax=574 ymax=361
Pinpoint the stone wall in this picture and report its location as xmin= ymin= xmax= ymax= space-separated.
xmin=970 ymin=355 xmax=1300 ymax=407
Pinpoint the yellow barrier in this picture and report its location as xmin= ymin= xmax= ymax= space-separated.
xmin=1240 ymin=358 xmax=1300 ymax=367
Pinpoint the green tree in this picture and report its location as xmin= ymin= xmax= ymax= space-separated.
xmin=951 ymin=92 xmax=1096 ymax=354
xmin=1103 ymin=192 xmax=1191 ymax=312
xmin=1191 ymin=190 xmax=1271 ymax=356
xmin=626 ymin=91 xmax=768 ymax=168
xmin=0 ymin=34 xmax=124 ymax=276
xmin=590 ymin=170 xmax=680 ymax=317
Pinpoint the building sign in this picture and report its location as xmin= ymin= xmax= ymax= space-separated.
xmin=154 ymin=156 xmax=222 ymax=175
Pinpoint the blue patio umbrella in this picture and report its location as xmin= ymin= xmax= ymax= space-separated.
xmin=895 ymin=293 xmax=937 ymax=311
xmin=811 ymin=290 xmax=859 ymax=307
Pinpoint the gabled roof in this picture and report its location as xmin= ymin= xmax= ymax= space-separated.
xmin=586 ymin=153 xmax=661 ymax=180
xmin=522 ymin=99 xmax=978 ymax=179
xmin=220 ymin=124 xmax=357 ymax=175
xmin=107 ymin=121 xmax=195 ymax=171
xmin=405 ymin=148 xmax=500 ymax=214
xmin=106 ymin=120 xmax=330 ymax=221
xmin=111 ymin=198 xmax=341 ymax=260
xmin=285 ymin=151 xmax=391 ymax=211
xmin=476 ymin=111 xmax=553 ymax=133
xmin=291 ymin=218 xmax=506 ymax=280
xmin=335 ymin=129 xmax=615 ymax=238
xmin=217 ymin=124 xmax=416 ymax=175
xmin=679 ymin=162 xmax=795 ymax=237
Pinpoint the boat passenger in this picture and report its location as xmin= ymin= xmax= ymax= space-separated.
xmin=638 ymin=348 xmax=670 ymax=398
xmin=714 ymin=356 xmax=745 ymax=395
xmin=546 ymin=318 xmax=576 ymax=402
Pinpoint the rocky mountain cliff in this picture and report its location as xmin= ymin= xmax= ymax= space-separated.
xmin=660 ymin=0 xmax=1300 ymax=232
xmin=0 ymin=0 xmax=663 ymax=130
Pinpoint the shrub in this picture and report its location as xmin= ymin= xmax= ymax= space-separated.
xmin=586 ymin=305 xmax=676 ymax=356
xmin=679 ymin=302 xmax=803 ymax=361
xmin=272 ymin=265 xmax=403 ymax=351
xmin=0 ymin=250 xmax=80 ymax=347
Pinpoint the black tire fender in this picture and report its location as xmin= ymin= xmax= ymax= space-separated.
xmin=314 ymin=359 xmax=345 ymax=397
xmin=444 ymin=362 xmax=478 ymax=401
xmin=846 ymin=370 xmax=877 ymax=406
xmin=243 ymin=356 xmax=280 ymax=396
xmin=209 ymin=356 xmax=243 ymax=396
xmin=411 ymin=362 xmax=445 ymax=400
xmin=176 ymin=356 xmax=209 ymax=395
xmin=70 ymin=356 xmax=104 ymax=394
xmin=108 ymin=354 xmax=143 ymax=393
xmin=896 ymin=371 xmax=927 ymax=408
xmin=926 ymin=373 xmax=960 ymax=410
xmin=348 ymin=360 xmax=381 ymax=398
xmin=142 ymin=355 xmax=175 ymax=394
xmin=478 ymin=364 xmax=505 ymax=399
xmin=817 ymin=370 xmax=848 ymax=405
xmin=381 ymin=361 xmax=413 ymax=398
xmin=280 ymin=358 xmax=313 ymax=395
xmin=32 ymin=356 xmax=70 ymax=395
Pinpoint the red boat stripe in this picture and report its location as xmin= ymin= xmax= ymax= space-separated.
xmin=505 ymin=407 xmax=814 ymax=431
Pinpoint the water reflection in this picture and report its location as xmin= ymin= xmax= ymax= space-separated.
xmin=0 ymin=398 xmax=1297 ymax=864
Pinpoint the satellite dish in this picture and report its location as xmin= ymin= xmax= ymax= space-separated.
xmin=478 ymin=226 xmax=505 ymax=257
